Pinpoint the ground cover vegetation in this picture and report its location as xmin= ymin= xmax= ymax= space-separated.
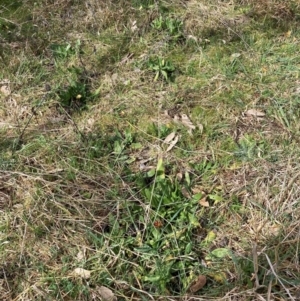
xmin=0 ymin=0 xmax=300 ymax=300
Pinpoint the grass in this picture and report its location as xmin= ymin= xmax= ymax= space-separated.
xmin=0 ymin=0 xmax=300 ymax=300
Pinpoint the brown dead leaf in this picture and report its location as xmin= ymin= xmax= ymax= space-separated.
xmin=73 ymin=268 xmax=91 ymax=279
xmin=197 ymin=123 xmax=204 ymax=134
xmin=163 ymin=132 xmax=176 ymax=143
xmin=181 ymin=114 xmax=196 ymax=131
xmin=139 ymin=164 xmax=155 ymax=171
xmin=166 ymin=134 xmax=178 ymax=152
xmin=98 ymin=286 xmax=117 ymax=301
xmin=0 ymin=85 xmax=10 ymax=96
xmin=163 ymin=131 xmax=179 ymax=152
xmin=189 ymin=275 xmax=207 ymax=293
xmin=76 ymin=251 xmax=84 ymax=261
xmin=230 ymin=53 xmax=241 ymax=62
xmin=191 ymin=186 xmax=205 ymax=194
xmin=199 ymin=197 xmax=210 ymax=207
xmin=181 ymin=187 xmax=190 ymax=199
xmin=269 ymin=224 xmax=280 ymax=236
xmin=173 ymin=114 xmax=180 ymax=122
xmin=176 ymin=172 xmax=183 ymax=182
xmin=131 ymin=20 xmax=137 ymax=32
xmin=244 ymin=109 xmax=265 ymax=118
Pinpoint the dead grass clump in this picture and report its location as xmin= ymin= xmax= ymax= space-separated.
xmin=240 ymin=0 xmax=299 ymax=22
xmin=1 ymin=170 xmax=114 ymax=300
xmin=184 ymin=1 xmax=251 ymax=42
xmin=218 ymin=159 xmax=300 ymax=300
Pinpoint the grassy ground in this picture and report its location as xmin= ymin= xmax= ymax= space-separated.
xmin=0 ymin=0 xmax=300 ymax=300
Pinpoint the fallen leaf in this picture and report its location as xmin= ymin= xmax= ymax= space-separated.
xmin=176 ymin=172 xmax=183 ymax=182
xmin=166 ymin=134 xmax=178 ymax=152
xmin=98 ymin=286 xmax=117 ymax=301
xmin=87 ymin=118 xmax=95 ymax=126
xmin=173 ymin=114 xmax=180 ymax=122
xmin=187 ymin=35 xmax=198 ymax=42
xmin=181 ymin=114 xmax=196 ymax=131
xmin=199 ymin=197 xmax=209 ymax=207
xmin=244 ymin=109 xmax=265 ymax=118
xmin=230 ymin=53 xmax=241 ymax=62
xmin=73 ymin=268 xmax=91 ymax=279
xmin=285 ymin=30 xmax=292 ymax=38
xmin=163 ymin=131 xmax=176 ymax=143
xmin=181 ymin=187 xmax=190 ymax=199
xmin=0 ymin=85 xmax=10 ymax=96
xmin=140 ymin=164 xmax=155 ymax=172
xmin=197 ymin=123 xmax=204 ymax=134
xmin=269 ymin=224 xmax=280 ymax=236
xmin=191 ymin=186 xmax=204 ymax=194
xmin=131 ymin=20 xmax=137 ymax=32
xmin=76 ymin=250 xmax=85 ymax=261
xmin=189 ymin=275 xmax=207 ymax=293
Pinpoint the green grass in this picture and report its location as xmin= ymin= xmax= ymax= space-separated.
xmin=0 ymin=0 xmax=300 ymax=300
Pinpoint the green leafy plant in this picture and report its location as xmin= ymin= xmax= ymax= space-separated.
xmin=111 ymin=129 xmax=135 ymax=163
xmin=50 ymin=40 xmax=81 ymax=59
xmin=234 ymin=135 xmax=268 ymax=161
xmin=56 ymin=65 xmax=92 ymax=111
xmin=147 ymin=57 xmax=175 ymax=82
xmin=123 ymin=158 xmax=202 ymax=294
xmin=152 ymin=15 xmax=183 ymax=40
xmin=58 ymin=81 xmax=90 ymax=111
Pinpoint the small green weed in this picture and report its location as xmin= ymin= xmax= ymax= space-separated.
xmin=234 ymin=135 xmax=268 ymax=161
xmin=50 ymin=40 xmax=81 ymax=60
xmin=98 ymin=158 xmax=204 ymax=295
xmin=152 ymin=15 xmax=183 ymax=40
xmin=58 ymin=81 xmax=90 ymax=111
xmin=147 ymin=123 xmax=173 ymax=139
xmin=111 ymin=129 xmax=135 ymax=163
xmin=146 ymin=57 xmax=175 ymax=82
xmin=47 ymin=278 xmax=89 ymax=299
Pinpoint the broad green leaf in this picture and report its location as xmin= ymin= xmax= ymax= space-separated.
xmin=125 ymin=156 xmax=135 ymax=164
xmin=188 ymin=213 xmax=200 ymax=227
xmin=208 ymin=194 xmax=223 ymax=203
xmin=131 ymin=142 xmax=142 ymax=149
xmin=156 ymin=158 xmax=165 ymax=179
xmin=147 ymin=168 xmax=156 ymax=177
xmin=202 ymin=231 xmax=216 ymax=246
xmin=161 ymin=70 xmax=168 ymax=80
xmin=185 ymin=171 xmax=191 ymax=186
xmin=185 ymin=242 xmax=192 ymax=254
xmin=211 ymin=248 xmax=231 ymax=258
xmin=113 ymin=141 xmax=123 ymax=154
xmin=144 ymin=275 xmax=161 ymax=282
xmin=192 ymin=193 xmax=202 ymax=201
xmin=144 ymin=188 xmax=151 ymax=200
